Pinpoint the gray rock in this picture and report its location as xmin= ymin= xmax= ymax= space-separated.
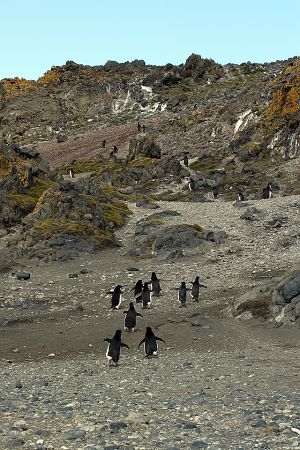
xmin=109 ymin=421 xmax=127 ymax=431
xmin=203 ymin=229 xmax=227 ymax=243
xmin=64 ymin=428 xmax=86 ymax=440
xmin=16 ymin=272 xmax=30 ymax=281
xmin=120 ymin=186 xmax=134 ymax=195
xmin=191 ymin=441 xmax=208 ymax=449
xmin=240 ymin=206 xmax=263 ymax=221
xmin=281 ymin=275 xmax=300 ymax=302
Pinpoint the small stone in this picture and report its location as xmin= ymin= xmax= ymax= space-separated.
xmin=16 ymin=272 xmax=30 ymax=281
xmin=63 ymin=428 xmax=86 ymax=440
xmin=68 ymin=273 xmax=79 ymax=278
xmin=15 ymin=381 xmax=23 ymax=389
xmin=191 ymin=441 xmax=208 ymax=449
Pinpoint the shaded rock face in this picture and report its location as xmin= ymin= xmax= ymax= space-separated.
xmin=0 ymin=144 xmax=53 ymax=227
xmin=228 ymin=265 xmax=300 ymax=326
xmin=8 ymin=178 xmax=130 ymax=261
xmin=129 ymin=135 xmax=161 ymax=159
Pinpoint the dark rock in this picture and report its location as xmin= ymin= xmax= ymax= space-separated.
xmin=109 ymin=421 xmax=127 ymax=431
xmin=127 ymin=267 xmax=139 ymax=272
xmin=68 ymin=272 xmax=79 ymax=278
xmin=203 ymin=229 xmax=227 ymax=243
xmin=7 ymin=438 xmax=25 ymax=448
xmin=63 ymin=428 xmax=86 ymax=440
xmin=16 ymin=272 xmax=30 ymax=281
xmin=190 ymin=441 xmax=208 ymax=449
xmin=240 ymin=206 xmax=263 ymax=221
xmin=56 ymin=133 xmax=67 ymax=143
xmin=15 ymin=381 xmax=23 ymax=389
xmin=281 ymin=275 xmax=300 ymax=302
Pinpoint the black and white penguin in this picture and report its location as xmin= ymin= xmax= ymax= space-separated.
xmin=212 ymin=186 xmax=219 ymax=199
xmin=69 ymin=168 xmax=75 ymax=179
xmin=178 ymin=281 xmax=189 ymax=307
xmin=188 ymin=178 xmax=195 ymax=192
xmin=183 ymin=155 xmax=189 ymax=167
xmin=150 ymin=272 xmax=161 ymax=297
xmin=142 ymin=282 xmax=152 ymax=309
xmin=123 ymin=302 xmax=143 ymax=332
xmin=109 ymin=285 xmax=123 ymax=310
xmin=138 ymin=327 xmax=165 ymax=357
xmin=177 ymin=281 xmax=190 ymax=307
xmin=104 ymin=329 xmax=129 ymax=366
xmin=237 ymin=191 xmax=245 ymax=202
xmin=191 ymin=276 xmax=207 ymax=302
xmin=131 ymin=280 xmax=143 ymax=303
xmin=261 ymin=182 xmax=272 ymax=199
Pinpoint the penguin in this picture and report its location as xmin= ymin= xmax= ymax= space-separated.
xmin=183 ymin=155 xmax=189 ymax=167
xmin=130 ymin=280 xmax=143 ymax=303
xmin=150 ymin=272 xmax=161 ymax=297
xmin=113 ymin=145 xmax=118 ymax=154
xmin=237 ymin=191 xmax=245 ymax=202
xmin=191 ymin=276 xmax=207 ymax=302
xmin=177 ymin=282 xmax=190 ymax=307
xmin=142 ymin=282 xmax=152 ymax=309
xmin=69 ymin=168 xmax=75 ymax=179
xmin=212 ymin=186 xmax=219 ymax=199
xmin=138 ymin=327 xmax=165 ymax=357
xmin=109 ymin=285 xmax=123 ymax=310
xmin=263 ymin=182 xmax=272 ymax=199
xmin=104 ymin=329 xmax=129 ymax=366
xmin=188 ymin=178 xmax=195 ymax=192
xmin=123 ymin=302 xmax=143 ymax=332
xmin=102 ymin=139 xmax=106 ymax=148
xmin=137 ymin=121 xmax=141 ymax=132
xmin=142 ymin=125 xmax=146 ymax=133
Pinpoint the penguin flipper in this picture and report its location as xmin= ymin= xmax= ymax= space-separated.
xmin=104 ymin=338 xmax=111 ymax=343
xmin=121 ymin=342 xmax=129 ymax=349
xmin=138 ymin=338 xmax=145 ymax=348
xmin=123 ymin=310 xmax=128 ymax=315
xmin=137 ymin=313 xmax=143 ymax=318
xmin=200 ymin=284 xmax=207 ymax=288
xmin=156 ymin=337 xmax=166 ymax=344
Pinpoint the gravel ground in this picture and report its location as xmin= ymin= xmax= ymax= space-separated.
xmin=0 ymin=194 xmax=299 ymax=449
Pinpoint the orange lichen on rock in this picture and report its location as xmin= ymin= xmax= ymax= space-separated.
xmin=266 ymin=58 xmax=300 ymax=122
xmin=37 ymin=67 xmax=61 ymax=86
xmin=1 ymin=78 xmax=35 ymax=97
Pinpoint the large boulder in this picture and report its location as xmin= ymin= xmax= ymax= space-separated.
xmin=129 ymin=135 xmax=161 ymax=159
xmin=226 ymin=264 xmax=300 ymax=326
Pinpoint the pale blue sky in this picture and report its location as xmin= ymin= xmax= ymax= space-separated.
xmin=1 ymin=0 xmax=299 ymax=80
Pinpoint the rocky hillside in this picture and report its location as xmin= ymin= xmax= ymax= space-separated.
xmin=0 ymin=55 xmax=292 ymax=151
xmin=0 ymin=145 xmax=131 ymax=261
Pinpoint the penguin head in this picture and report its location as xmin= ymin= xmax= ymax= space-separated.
xmin=181 ymin=281 xmax=186 ymax=287
xmin=151 ymin=272 xmax=157 ymax=280
xmin=145 ymin=327 xmax=154 ymax=336
xmin=129 ymin=302 xmax=134 ymax=310
xmin=195 ymin=276 xmax=199 ymax=282
xmin=136 ymin=280 xmax=143 ymax=287
xmin=115 ymin=285 xmax=123 ymax=292
xmin=115 ymin=329 xmax=122 ymax=338
xmin=143 ymin=282 xmax=149 ymax=290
